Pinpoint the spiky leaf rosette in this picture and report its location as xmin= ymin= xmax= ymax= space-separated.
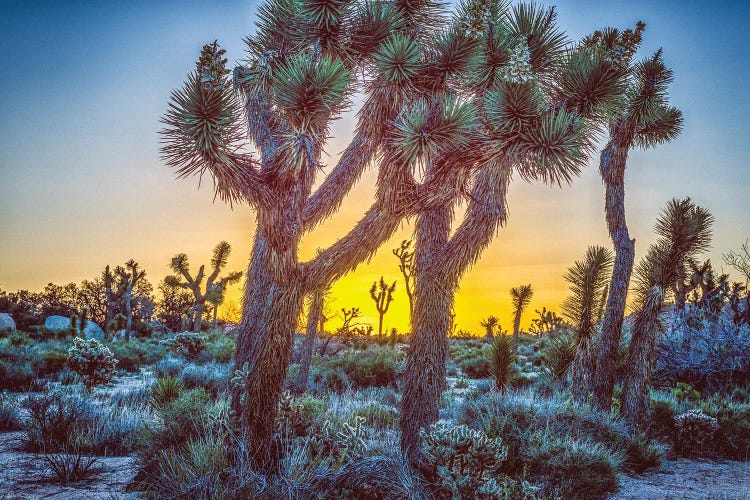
xmin=389 ymin=95 xmax=477 ymax=168
xmin=421 ymin=26 xmax=482 ymax=89
xmin=632 ymin=198 xmax=714 ymax=307
xmin=554 ymin=48 xmax=626 ymax=119
xmin=626 ymin=50 xmax=675 ymax=125
xmin=373 ymin=34 xmax=422 ymax=86
xmin=160 ymin=62 xmax=253 ymax=204
xmin=348 ymin=1 xmax=405 ymax=61
xmin=507 ymin=3 xmax=567 ymax=76
xmin=510 ymin=283 xmax=534 ymax=311
xmin=270 ymin=54 xmax=352 ymax=131
xmin=562 ymin=245 xmax=614 ymax=340
xmin=245 ymin=0 xmax=308 ymax=59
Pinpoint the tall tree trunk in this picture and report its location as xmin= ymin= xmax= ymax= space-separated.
xmin=212 ymin=304 xmax=219 ymax=331
xmin=378 ymin=313 xmax=384 ymax=337
xmin=295 ymin=290 xmax=323 ymax=394
xmin=621 ymin=287 xmax=664 ymax=429
xmin=512 ymin=311 xmax=522 ymax=351
xmin=401 ymin=205 xmax=453 ymax=460
xmin=484 ymin=325 xmax=493 ymax=340
xmin=593 ymin=142 xmax=636 ymax=412
xmin=232 ymin=230 xmax=303 ymax=470
xmin=124 ymin=290 xmax=132 ymax=342
xmin=193 ymin=301 xmax=204 ymax=332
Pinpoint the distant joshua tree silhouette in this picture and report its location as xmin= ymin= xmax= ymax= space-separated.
xmin=370 ymin=277 xmax=396 ymax=337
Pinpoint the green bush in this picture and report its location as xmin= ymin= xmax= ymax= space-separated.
xmin=354 ymin=402 xmax=398 ymax=429
xmin=649 ymin=392 xmax=676 ymax=438
xmin=460 ymin=356 xmax=492 ymax=378
xmin=525 ymin=436 xmax=621 ymax=499
xmin=489 ymin=335 xmax=515 ymax=391
xmin=0 ymin=392 xmax=22 ymax=431
xmin=107 ymin=339 xmax=168 ymax=373
xmin=624 ymin=432 xmax=663 ymax=473
xmin=164 ymin=332 xmax=208 ymax=359
xmin=206 ymin=334 xmax=235 ymax=363
xmin=714 ymin=403 xmax=750 ymax=460
xmin=178 ymin=362 xmax=231 ymax=396
xmin=67 ymin=338 xmax=118 ymax=391
xmin=151 ymin=376 xmax=184 ymax=409
xmin=673 ymin=409 xmax=718 ymax=458
xmin=542 ymin=334 xmax=575 ymax=381
xmin=320 ymin=348 xmax=403 ymax=390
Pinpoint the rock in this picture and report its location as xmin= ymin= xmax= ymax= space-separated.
xmin=83 ymin=320 xmax=105 ymax=340
xmin=44 ymin=315 xmax=104 ymax=339
xmin=44 ymin=315 xmax=73 ymax=331
xmin=0 ymin=313 xmax=15 ymax=331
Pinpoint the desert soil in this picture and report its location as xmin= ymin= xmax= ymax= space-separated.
xmin=613 ymin=458 xmax=750 ymax=500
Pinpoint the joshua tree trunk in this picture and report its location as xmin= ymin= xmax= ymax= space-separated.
xmin=193 ymin=300 xmax=204 ymax=332
xmin=570 ymin=335 xmax=596 ymax=400
xmin=294 ymin=290 xmax=324 ymax=394
xmin=124 ymin=288 xmax=133 ymax=342
xmin=593 ymin=142 xmax=636 ymax=412
xmin=401 ymin=206 xmax=453 ymax=459
xmin=212 ymin=305 xmax=219 ymax=330
xmin=401 ymin=164 xmax=509 ymax=460
xmin=621 ymin=288 xmax=664 ymax=429
xmin=512 ymin=311 xmax=522 ymax=349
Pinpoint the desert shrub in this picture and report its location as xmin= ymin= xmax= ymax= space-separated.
xmin=22 ymin=392 xmax=96 ymax=452
xmin=623 ymin=432 xmax=663 ymax=473
xmin=454 ymin=377 xmax=470 ymax=389
xmin=0 ymin=329 xmax=32 ymax=347
xmin=67 ymin=337 xmax=118 ymax=391
xmin=460 ymin=356 xmax=492 ymax=378
xmin=0 ymin=391 xmax=22 ymax=431
xmin=205 ymin=334 xmax=235 ymax=363
xmin=42 ymin=442 xmax=99 ymax=485
xmin=0 ymin=357 xmax=36 ymax=391
xmin=713 ymin=403 xmax=750 ymax=460
xmin=524 ymin=435 xmax=621 ymax=499
xmin=542 ymin=334 xmax=575 ymax=381
xmin=312 ymin=364 xmax=352 ymax=393
xmin=490 ymin=335 xmax=516 ymax=392
xmin=323 ymin=348 xmax=402 ymax=390
xmin=109 ymin=384 xmax=152 ymax=408
xmin=354 ymin=402 xmax=398 ymax=429
xmin=673 ymin=409 xmax=718 ymax=458
xmin=151 ymin=376 xmax=185 ymax=409
xmin=179 ymin=362 xmax=231 ymax=396
xmin=107 ymin=338 xmax=168 ymax=373
xmin=164 ymin=332 xmax=208 ymax=359
xmin=420 ymin=422 xmax=507 ymax=499
xmin=656 ymin=315 xmax=750 ymax=391
xmin=671 ymin=381 xmax=701 ymax=403
xmin=154 ymin=356 xmax=186 ymax=378
xmin=649 ymin=392 xmax=677 ymax=438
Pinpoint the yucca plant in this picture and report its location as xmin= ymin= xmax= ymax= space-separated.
xmin=490 ymin=334 xmax=515 ymax=392
xmin=510 ymin=284 xmax=534 ymax=349
xmin=563 ymin=246 xmax=613 ymax=401
xmin=588 ymin=23 xmax=685 ymax=412
xmin=480 ymin=315 xmax=499 ymax=340
xmin=400 ymin=0 xmax=628 ymax=458
xmin=621 ymin=198 xmax=713 ymax=429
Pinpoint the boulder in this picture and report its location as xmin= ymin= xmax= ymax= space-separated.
xmin=44 ymin=315 xmax=72 ymax=332
xmin=0 ymin=313 xmax=15 ymax=331
xmin=83 ymin=321 xmax=105 ymax=340
xmin=43 ymin=315 xmax=104 ymax=340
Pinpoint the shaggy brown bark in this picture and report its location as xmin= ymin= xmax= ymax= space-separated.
xmin=401 ymin=164 xmax=510 ymax=459
xmin=593 ymin=141 xmax=636 ymax=412
xmin=621 ymin=287 xmax=664 ymax=428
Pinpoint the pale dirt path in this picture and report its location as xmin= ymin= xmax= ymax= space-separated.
xmin=612 ymin=459 xmax=750 ymax=500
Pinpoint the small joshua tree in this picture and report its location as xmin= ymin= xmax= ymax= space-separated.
xmin=165 ymin=241 xmax=243 ymax=332
xmin=116 ymin=259 xmax=146 ymax=342
xmin=67 ymin=337 xmax=118 ymax=391
xmin=490 ymin=334 xmax=515 ymax=393
xmin=510 ymin=284 xmax=534 ymax=351
xmin=393 ymin=240 xmax=415 ymax=314
xmin=480 ymin=315 xmax=499 ymax=340
xmin=370 ymin=277 xmax=396 ymax=337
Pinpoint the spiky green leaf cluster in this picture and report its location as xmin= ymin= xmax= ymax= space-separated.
xmin=373 ymin=34 xmax=422 ymax=85
xmin=562 ymin=246 xmax=614 ymax=341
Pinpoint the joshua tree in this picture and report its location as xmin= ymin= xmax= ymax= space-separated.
xmin=393 ymin=240 xmax=415 ymax=314
xmin=102 ymin=265 xmax=126 ymax=338
xmin=562 ymin=246 xmax=613 ymax=401
xmin=370 ymin=277 xmax=396 ymax=336
xmin=480 ymin=315 xmax=499 ymax=340
xmin=509 ymin=284 xmax=534 ymax=348
xmin=294 ymin=286 xmax=329 ymax=394
xmin=116 ymin=260 xmax=146 ymax=342
xmin=400 ymin=1 xmax=627 ymax=458
xmin=161 ymin=0 xmax=478 ymax=467
xmin=586 ymin=24 xmax=684 ymax=412
xmin=527 ymin=307 xmax=566 ymax=336
xmin=621 ymin=198 xmax=713 ymax=429
xmin=165 ymin=241 xmax=242 ymax=332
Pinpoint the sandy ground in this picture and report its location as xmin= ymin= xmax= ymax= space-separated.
xmin=613 ymin=458 xmax=750 ymax=500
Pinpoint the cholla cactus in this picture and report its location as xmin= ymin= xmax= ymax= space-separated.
xmin=420 ymin=422 xmax=508 ymax=499
xmin=164 ymin=331 xmax=208 ymax=359
xmin=67 ymin=337 xmax=118 ymax=391
xmin=674 ymin=409 xmax=719 ymax=457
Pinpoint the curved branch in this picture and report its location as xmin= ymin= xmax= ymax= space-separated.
xmin=302 ymin=133 xmax=373 ymax=231
xmin=438 ymin=159 xmax=511 ymax=281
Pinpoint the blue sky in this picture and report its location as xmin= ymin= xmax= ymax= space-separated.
xmin=1 ymin=0 xmax=748 ymax=330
